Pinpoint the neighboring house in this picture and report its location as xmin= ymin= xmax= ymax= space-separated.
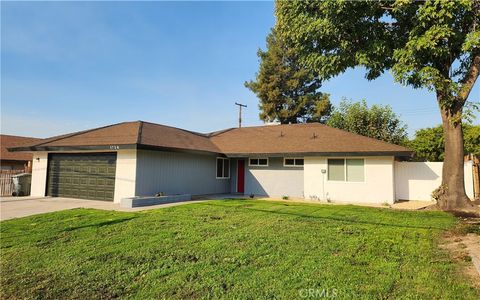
xmin=1 ymin=134 xmax=41 ymax=172
xmin=9 ymin=121 xmax=415 ymax=203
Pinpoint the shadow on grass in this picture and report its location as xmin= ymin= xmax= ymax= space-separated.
xmin=64 ymin=217 xmax=137 ymax=232
xmin=202 ymin=202 xmax=449 ymax=231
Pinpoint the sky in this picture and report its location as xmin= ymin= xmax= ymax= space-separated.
xmin=1 ymin=1 xmax=478 ymax=138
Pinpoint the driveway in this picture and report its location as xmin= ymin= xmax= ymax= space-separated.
xmin=0 ymin=196 xmax=206 ymax=221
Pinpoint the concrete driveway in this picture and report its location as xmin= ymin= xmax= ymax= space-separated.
xmin=0 ymin=196 xmax=206 ymax=221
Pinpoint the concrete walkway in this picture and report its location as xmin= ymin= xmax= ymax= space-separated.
xmin=390 ymin=200 xmax=434 ymax=210
xmin=0 ymin=195 xmax=437 ymax=221
xmin=0 ymin=196 xmax=206 ymax=221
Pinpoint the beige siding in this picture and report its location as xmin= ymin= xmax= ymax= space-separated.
xmin=113 ymin=149 xmax=137 ymax=203
xmin=30 ymin=152 xmax=48 ymax=197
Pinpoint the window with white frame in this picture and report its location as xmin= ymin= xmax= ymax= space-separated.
xmin=284 ymin=158 xmax=304 ymax=167
xmin=327 ymin=158 xmax=364 ymax=182
xmin=216 ymin=157 xmax=230 ymax=179
xmin=249 ymin=158 xmax=268 ymax=166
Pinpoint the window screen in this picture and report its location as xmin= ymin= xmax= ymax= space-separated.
xmin=328 ymin=159 xmax=345 ymax=181
xmin=223 ymin=159 xmax=230 ymax=178
xmin=250 ymin=158 xmax=268 ymax=166
xmin=346 ymin=159 xmax=364 ymax=182
xmin=216 ymin=158 xmax=229 ymax=178
xmin=258 ymin=159 xmax=268 ymax=166
xmin=284 ymin=158 xmax=304 ymax=166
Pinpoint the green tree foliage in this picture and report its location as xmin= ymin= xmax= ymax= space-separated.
xmin=276 ymin=0 xmax=480 ymax=210
xmin=327 ymin=99 xmax=408 ymax=145
xmin=409 ymin=126 xmax=446 ymax=162
xmin=245 ymin=30 xmax=332 ymax=124
xmin=464 ymin=124 xmax=480 ymax=155
xmin=410 ymin=125 xmax=480 ymax=161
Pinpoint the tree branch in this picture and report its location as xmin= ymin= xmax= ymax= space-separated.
xmin=458 ymin=53 xmax=480 ymax=102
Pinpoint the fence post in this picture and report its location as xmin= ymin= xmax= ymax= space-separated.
xmin=473 ymin=155 xmax=480 ymax=201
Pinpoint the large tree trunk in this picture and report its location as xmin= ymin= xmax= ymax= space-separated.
xmin=436 ymin=101 xmax=476 ymax=212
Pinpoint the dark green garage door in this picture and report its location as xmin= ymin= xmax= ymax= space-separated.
xmin=47 ymin=153 xmax=117 ymax=201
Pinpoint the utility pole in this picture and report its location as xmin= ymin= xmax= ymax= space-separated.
xmin=235 ymin=102 xmax=247 ymax=128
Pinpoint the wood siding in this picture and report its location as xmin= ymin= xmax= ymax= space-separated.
xmin=135 ymin=150 xmax=230 ymax=196
xmin=245 ymin=157 xmax=304 ymax=198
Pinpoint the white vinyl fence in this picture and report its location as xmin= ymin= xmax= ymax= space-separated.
xmin=394 ymin=161 xmax=474 ymax=201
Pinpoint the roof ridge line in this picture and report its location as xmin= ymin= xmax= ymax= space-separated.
xmin=32 ymin=121 xmax=136 ymax=148
xmin=207 ymin=127 xmax=236 ymax=137
xmin=0 ymin=134 xmax=41 ymax=139
xmin=140 ymin=120 xmax=209 ymax=137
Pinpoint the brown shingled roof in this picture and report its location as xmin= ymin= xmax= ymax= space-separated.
xmin=209 ymin=123 xmax=411 ymax=156
xmin=32 ymin=122 xmax=140 ymax=147
xmin=139 ymin=122 xmax=221 ymax=153
xmin=1 ymin=135 xmax=41 ymax=161
xmin=9 ymin=121 xmax=412 ymax=157
xmin=9 ymin=121 xmax=222 ymax=154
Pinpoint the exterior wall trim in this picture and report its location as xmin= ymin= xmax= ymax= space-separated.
xmin=226 ymin=151 xmax=412 ymax=158
xmin=9 ymin=144 xmax=136 ymax=152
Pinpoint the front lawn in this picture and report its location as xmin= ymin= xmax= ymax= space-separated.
xmin=1 ymin=200 xmax=478 ymax=299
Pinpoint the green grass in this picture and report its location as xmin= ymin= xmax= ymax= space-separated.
xmin=1 ymin=200 xmax=478 ymax=299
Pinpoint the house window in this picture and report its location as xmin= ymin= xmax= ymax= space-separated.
xmin=216 ymin=158 xmax=230 ymax=179
xmin=249 ymin=158 xmax=268 ymax=166
xmin=327 ymin=158 xmax=365 ymax=182
xmin=284 ymin=158 xmax=304 ymax=167
xmin=346 ymin=159 xmax=364 ymax=182
xmin=328 ymin=159 xmax=345 ymax=181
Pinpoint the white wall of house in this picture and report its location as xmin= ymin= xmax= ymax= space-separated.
xmin=113 ymin=149 xmax=137 ymax=203
xmin=304 ymin=156 xmax=395 ymax=204
xmin=30 ymin=152 xmax=48 ymax=197
xmin=394 ymin=161 xmax=475 ymax=201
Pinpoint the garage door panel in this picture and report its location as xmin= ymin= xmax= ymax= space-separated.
xmin=47 ymin=153 xmax=117 ymax=201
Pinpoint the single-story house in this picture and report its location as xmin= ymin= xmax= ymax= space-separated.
xmin=1 ymin=134 xmax=41 ymax=172
xmin=9 ymin=121 xmax=416 ymax=204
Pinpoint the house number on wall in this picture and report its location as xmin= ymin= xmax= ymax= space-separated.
xmin=109 ymin=145 xmax=120 ymax=150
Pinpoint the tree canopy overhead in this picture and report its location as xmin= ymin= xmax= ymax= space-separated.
xmin=276 ymin=1 xmax=478 ymax=100
xmin=245 ymin=30 xmax=332 ymax=124
xmin=409 ymin=124 xmax=480 ymax=161
xmin=276 ymin=0 xmax=479 ymax=212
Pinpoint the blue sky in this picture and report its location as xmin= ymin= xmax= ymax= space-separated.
xmin=1 ymin=1 xmax=478 ymax=138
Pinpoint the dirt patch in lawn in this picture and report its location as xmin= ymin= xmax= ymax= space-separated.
xmin=440 ymin=218 xmax=480 ymax=288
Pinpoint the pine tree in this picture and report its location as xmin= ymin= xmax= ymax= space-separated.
xmin=245 ymin=30 xmax=332 ymax=124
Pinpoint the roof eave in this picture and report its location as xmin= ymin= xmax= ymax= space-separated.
xmin=8 ymin=144 xmax=137 ymax=152
xmin=137 ymin=144 xmax=224 ymax=156
xmin=224 ymin=151 xmax=413 ymax=158
xmin=8 ymin=143 xmax=225 ymax=156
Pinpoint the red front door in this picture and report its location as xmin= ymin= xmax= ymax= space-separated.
xmin=237 ymin=160 xmax=245 ymax=193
